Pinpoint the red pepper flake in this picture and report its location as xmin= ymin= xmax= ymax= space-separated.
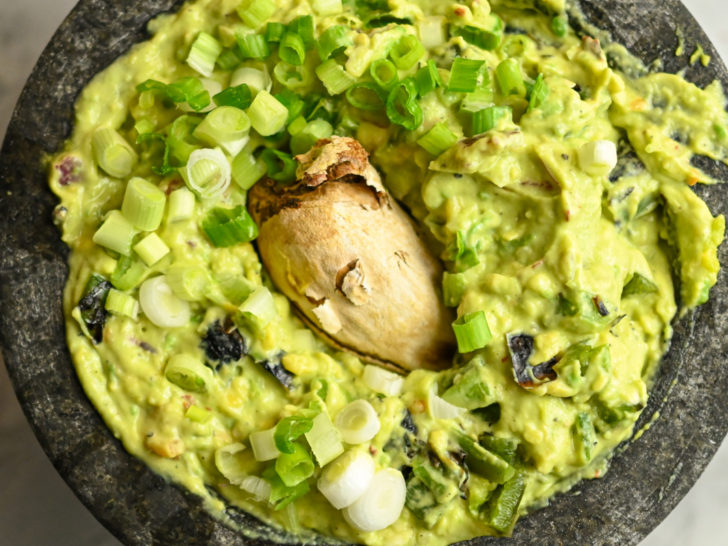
xmin=164 ymin=178 xmax=184 ymax=196
xmin=369 ymin=445 xmax=378 ymax=456
xmin=564 ymin=209 xmax=571 ymax=221
xmin=55 ymin=155 xmax=83 ymax=186
xmin=687 ymin=176 xmax=699 ymax=186
xmin=531 ymin=259 xmax=544 ymax=269
xmin=454 ymin=6 xmax=466 ymax=16
xmin=182 ymin=394 xmax=194 ymax=410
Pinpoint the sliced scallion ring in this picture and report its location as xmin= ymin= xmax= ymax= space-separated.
xmin=164 ymin=353 xmax=213 ymax=393
xmin=362 ymin=365 xmax=403 ymax=397
xmin=183 ymin=148 xmax=231 ymax=201
xmin=317 ymin=449 xmax=375 ymax=509
xmin=215 ymin=443 xmax=249 ymax=485
xmin=139 ymin=275 xmax=191 ymax=328
xmin=343 ymin=468 xmax=406 ymax=532
xmin=335 ymin=399 xmax=381 ymax=444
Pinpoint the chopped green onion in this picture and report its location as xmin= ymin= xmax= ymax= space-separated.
xmin=231 ymin=147 xmax=267 ymax=189
xmin=273 ymin=61 xmax=313 ymax=90
xmin=231 ymin=65 xmax=271 ymax=95
xmin=622 ymin=272 xmax=658 ymax=297
xmin=239 ymin=285 xmax=277 ymax=326
xmin=429 ymin=388 xmax=466 ymax=419
xmin=417 ymin=122 xmax=458 ymax=156
xmin=265 ymin=22 xmax=286 ymax=43
xmin=280 ymin=32 xmax=306 ymax=66
xmin=287 ymin=115 xmax=308 ymax=136
xmin=370 ymin=58 xmax=398 ymax=91
xmin=217 ymin=48 xmax=243 ymax=71
xmin=461 ymin=86 xmax=494 ymax=112
xmin=442 ymin=271 xmax=466 ymax=307
xmin=454 ymin=25 xmax=502 ymax=50
xmin=495 ymin=58 xmax=526 ymax=96
xmin=121 ymin=177 xmax=166 ymax=231
xmin=105 ymin=288 xmax=139 ymax=319
xmin=92 ymin=128 xmax=138 ymax=179
xmin=440 ymin=360 xmax=492 ymax=410
xmin=417 ymin=16 xmax=446 ymax=49
xmin=166 ymin=263 xmax=210 ymax=301
xmin=167 ymin=115 xmax=201 ymax=164
xmin=134 ymin=119 xmax=155 ymax=136
xmin=317 ymin=449 xmax=375 ymax=509
xmin=528 ymin=73 xmax=549 ymax=110
xmin=386 ymin=78 xmax=423 ymax=130
xmin=193 ymin=106 xmax=251 ymax=156
xmin=139 ymin=275 xmax=191 ymax=328
xmin=137 ymin=78 xmax=211 ymax=111
xmin=287 ymin=15 xmax=315 ymax=50
xmin=317 ymin=25 xmax=352 ymax=61
xmin=239 ymin=475 xmax=272 ymax=501
xmin=134 ymin=233 xmax=170 ymax=266
xmin=275 ymin=442 xmax=315 ymax=487
xmin=551 ymin=15 xmax=568 ymax=37
xmin=415 ymin=60 xmax=442 ymax=96
xmin=167 ymin=187 xmax=196 ymax=224
xmin=274 ymin=90 xmax=306 ymax=122
xmin=263 ymin=465 xmax=310 ymax=510
xmin=215 ymin=442 xmax=249 ymax=484
xmin=250 ymin=428 xmax=281 ymax=461
xmin=236 ymin=0 xmax=276 ymax=29
xmin=290 ymin=119 xmax=334 ymax=155
xmin=202 ymin=205 xmax=259 ymax=247
xmin=315 ymin=59 xmax=356 ymax=95
xmin=164 ymin=354 xmax=212 ymax=393
xmin=186 ymin=405 xmax=212 ymax=423
xmin=335 ymin=400 xmax=380 ymax=444
xmin=186 ymin=32 xmax=222 ymax=77
xmin=214 ymin=271 xmax=254 ymax=305
xmin=344 ymin=469 xmax=406 ymax=532
xmin=448 ymin=58 xmax=485 ymax=93
xmin=362 ymin=365 xmax=403 ymax=397
xmin=312 ymin=0 xmax=342 ymax=16
xmin=213 ymin=84 xmax=253 ymax=110
xmin=247 ymin=90 xmax=288 ymax=136
xmin=345 ymin=83 xmax=385 ymax=111
xmin=471 ymin=105 xmax=510 ymax=135
xmin=306 ymin=96 xmax=335 ymax=122
xmin=183 ymin=148 xmax=231 ymax=200
xmin=93 ymin=210 xmax=137 ymax=256
xmin=261 ymin=149 xmax=297 ymax=183
xmin=389 ymin=34 xmax=425 ymax=70
xmin=111 ymin=254 xmax=148 ymax=291
xmin=275 ymin=416 xmax=314 ymax=454
xmin=304 ymin=412 xmax=344 ymax=467
xmin=452 ymin=311 xmax=492 ymax=352
xmin=237 ymin=32 xmax=271 ymax=59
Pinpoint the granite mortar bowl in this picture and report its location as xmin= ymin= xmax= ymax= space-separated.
xmin=1 ymin=1 xmax=727 ymax=544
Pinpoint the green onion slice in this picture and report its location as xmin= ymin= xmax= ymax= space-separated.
xmin=247 ymin=90 xmax=288 ymax=136
xmin=389 ymin=34 xmax=425 ymax=70
xmin=287 ymin=15 xmax=315 ymax=50
xmin=275 ymin=442 xmax=315 ymax=487
xmin=495 ymin=58 xmax=526 ymax=96
xmin=164 ymin=354 xmax=212 ymax=393
xmin=279 ymin=32 xmax=307 ymax=65
xmin=92 ymin=210 xmax=137 ymax=256
xmin=315 ymin=59 xmax=356 ymax=95
xmin=202 ymin=205 xmax=259 ymax=247
xmin=386 ymin=78 xmax=423 ymax=131
xmin=237 ymin=0 xmax=276 ymax=29
xmin=370 ymin=58 xmax=398 ymax=91
xmin=454 ymin=25 xmax=502 ymax=51
xmin=213 ymin=84 xmax=253 ymax=110
xmin=471 ymin=105 xmax=510 ymax=135
xmin=274 ymin=415 xmax=314 ymax=454
xmin=92 ymin=128 xmax=138 ymax=179
xmin=237 ymin=32 xmax=271 ymax=59
xmin=346 ymin=82 xmax=386 ymax=111
xmin=452 ymin=311 xmax=493 ymax=353
xmin=193 ymin=106 xmax=251 ymax=157
xmin=448 ymin=58 xmax=486 ymax=93
xmin=183 ymin=148 xmax=231 ymax=201
xmin=415 ymin=60 xmax=442 ymax=96
xmin=186 ymin=32 xmax=222 ymax=77
xmin=265 ymin=21 xmax=286 ymax=43
xmin=261 ymin=149 xmax=297 ymax=183
xmin=317 ymin=25 xmax=352 ymax=61
xmin=417 ymin=122 xmax=458 ymax=156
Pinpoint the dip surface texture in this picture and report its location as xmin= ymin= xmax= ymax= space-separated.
xmin=48 ymin=0 xmax=726 ymax=543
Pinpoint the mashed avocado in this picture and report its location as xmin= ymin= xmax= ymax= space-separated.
xmin=49 ymin=0 xmax=725 ymax=544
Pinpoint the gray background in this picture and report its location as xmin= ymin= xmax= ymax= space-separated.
xmin=0 ymin=0 xmax=726 ymax=544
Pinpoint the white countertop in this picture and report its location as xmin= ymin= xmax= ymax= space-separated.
xmin=0 ymin=0 xmax=726 ymax=544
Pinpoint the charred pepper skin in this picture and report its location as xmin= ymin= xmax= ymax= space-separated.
xmin=248 ymin=136 xmax=455 ymax=372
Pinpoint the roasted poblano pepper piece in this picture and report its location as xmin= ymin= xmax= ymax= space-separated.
xmin=76 ymin=273 xmax=112 ymax=344
xmin=573 ymin=412 xmax=597 ymax=464
xmin=478 ymin=434 xmax=519 ymax=466
xmin=413 ymin=462 xmax=459 ymax=504
xmin=457 ymin=433 xmax=515 ymax=484
xmin=487 ymin=471 xmax=526 ymax=533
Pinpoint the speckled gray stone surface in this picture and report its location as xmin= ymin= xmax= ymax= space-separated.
xmin=0 ymin=1 xmax=726 ymax=545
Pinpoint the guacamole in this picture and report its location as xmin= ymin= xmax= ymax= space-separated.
xmin=49 ymin=0 xmax=726 ymax=543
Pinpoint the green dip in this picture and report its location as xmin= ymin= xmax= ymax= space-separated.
xmin=49 ymin=0 xmax=726 ymax=543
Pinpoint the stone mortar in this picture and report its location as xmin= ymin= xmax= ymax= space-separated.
xmin=0 ymin=0 xmax=726 ymax=544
